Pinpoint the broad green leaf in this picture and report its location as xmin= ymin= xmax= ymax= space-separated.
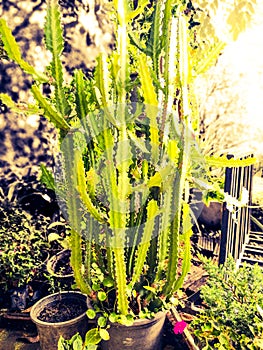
xmin=99 ymin=328 xmax=110 ymax=341
xmin=86 ymin=309 xmax=96 ymax=319
xmin=91 ymin=283 xmax=100 ymax=292
xmin=103 ymin=277 xmax=114 ymax=287
xmin=97 ymin=291 xmax=107 ymax=302
xmin=47 ymin=232 xmax=61 ymax=243
xmin=109 ymin=312 xmax=118 ymax=323
xmin=85 ymin=329 xmax=101 ymax=345
xmin=40 ymin=164 xmax=55 ymax=190
xmin=97 ymin=316 xmax=107 ymax=327
xmin=72 ymin=336 xmax=83 ymax=350
xmin=118 ymin=314 xmax=134 ymax=326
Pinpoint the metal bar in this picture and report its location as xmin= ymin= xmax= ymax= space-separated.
xmin=219 ymin=155 xmax=256 ymax=266
xmin=219 ymin=157 xmax=233 ymax=264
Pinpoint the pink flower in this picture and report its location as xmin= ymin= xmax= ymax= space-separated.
xmin=173 ymin=320 xmax=188 ymax=334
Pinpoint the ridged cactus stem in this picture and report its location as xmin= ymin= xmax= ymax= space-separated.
xmin=117 ymin=0 xmax=128 ymax=105
xmin=103 ymin=122 xmax=129 ymax=315
xmin=155 ymin=186 xmax=173 ymax=282
xmin=162 ymin=176 xmax=181 ymax=296
xmin=61 ymin=136 xmax=93 ymax=296
xmin=45 ymin=0 xmax=69 ymax=116
xmin=163 ymin=13 xmax=192 ymax=296
xmin=129 ymin=200 xmax=158 ymax=289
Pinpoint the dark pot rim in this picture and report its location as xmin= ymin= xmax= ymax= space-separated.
xmin=109 ymin=310 xmax=166 ymax=328
xmin=30 ymin=291 xmax=89 ymax=327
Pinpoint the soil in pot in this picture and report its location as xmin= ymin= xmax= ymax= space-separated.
xmin=30 ymin=291 xmax=89 ymax=350
xmin=37 ymin=297 xmax=86 ymax=323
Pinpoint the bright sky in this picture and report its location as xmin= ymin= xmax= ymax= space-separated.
xmin=197 ymin=1 xmax=263 ymax=159
xmin=221 ymin=1 xmax=263 ymax=123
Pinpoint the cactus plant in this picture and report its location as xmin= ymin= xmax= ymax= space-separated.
xmin=0 ymin=0 xmax=257 ymax=345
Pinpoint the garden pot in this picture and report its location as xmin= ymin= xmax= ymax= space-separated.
xmin=30 ymin=291 xmax=90 ymax=350
xmin=46 ymin=249 xmax=74 ymax=279
xmin=46 ymin=249 xmax=74 ymax=288
xmin=101 ymin=311 xmax=166 ymax=350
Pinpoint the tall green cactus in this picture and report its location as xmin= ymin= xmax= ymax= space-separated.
xmin=0 ymin=0 xmax=257 ymax=324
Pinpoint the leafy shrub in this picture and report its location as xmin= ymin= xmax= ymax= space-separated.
xmin=58 ymin=333 xmax=97 ymax=350
xmin=0 ymin=200 xmax=50 ymax=291
xmin=191 ymin=256 xmax=263 ymax=349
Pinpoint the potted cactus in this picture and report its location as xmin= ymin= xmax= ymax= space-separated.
xmin=0 ymin=0 xmax=256 ymax=348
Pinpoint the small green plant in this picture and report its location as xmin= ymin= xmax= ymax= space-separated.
xmin=47 ymin=220 xmax=71 ymax=251
xmin=0 ymin=200 xmax=50 ymax=291
xmin=58 ymin=333 xmax=98 ymax=350
xmin=190 ymin=256 xmax=263 ymax=350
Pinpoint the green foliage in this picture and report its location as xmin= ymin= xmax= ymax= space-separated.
xmin=31 ymin=84 xmax=70 ymax=131
xmin=0 ymin=197 xmax=50 ymax=290
xmin=191 ymin=0 xmax=257 ymax=70
xmin=0 ymin=0 xmax=258 ymax=341
xmin=0 ymin=19 xmax=48 ymax=82
xmin=40 ymin=164 xmax=56 ymax=191
xmin=58 ymin=333 xmax=98 ymax=350
xmin=0 ymin=93 xmax=42 ymax=115
xmin=45 ymin=0 xmax=70 ymax=116
xmin=191 ymin=256 xmax=263 ymax=349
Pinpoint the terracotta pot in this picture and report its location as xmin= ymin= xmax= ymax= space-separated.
xmin=101 ymin=311 xmax=166 ymax=350
xmin=30 ymin=291 xmax=90 ymax=350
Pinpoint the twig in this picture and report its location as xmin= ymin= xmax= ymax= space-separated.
xmin=170 ymin=306 xmax=200 ymax=350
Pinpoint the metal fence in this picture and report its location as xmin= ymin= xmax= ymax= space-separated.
xmin=219 ymin=155 xmax=263 ymax=267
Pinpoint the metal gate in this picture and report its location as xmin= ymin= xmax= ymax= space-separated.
xmin=219 ymin=155 xmax=263 ymax=267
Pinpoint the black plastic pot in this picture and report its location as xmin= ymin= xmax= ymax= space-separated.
xmin=30 ymin=291 xmax=89 ymax=350
xmin=101 ymin=311 xmax=166 ymax=350
xmin=46 ymin=249 xmax=74 ymax=279
xmin=46 ymin=249 xmax=74 ymax=289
